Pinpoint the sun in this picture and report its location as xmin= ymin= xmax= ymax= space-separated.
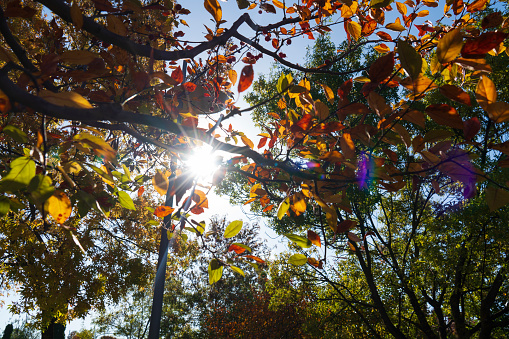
xmin=184 ymin=145 xmax=222 ymax=180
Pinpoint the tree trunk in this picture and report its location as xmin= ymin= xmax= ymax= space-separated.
xmin=41 ymin=319 xmax=65 ymax=339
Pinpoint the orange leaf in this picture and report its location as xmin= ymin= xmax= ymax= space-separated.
xmin=487 ymin=102 xmax=509 ymax=123
xmin=137 ymin=186 xmax=145 ymax=197
xmin=204 ymin=0 xmax=222 ymax=22
xmin=307 ymin=257 xmax=323 ymax=268
xmin=171 ymin=66 xmax=183 ymax=84
xmin=461 ymin=32 xmax=508 ymax=58
xmin=340 ymin=132 xmax=355 ymax=160
xmin=228 ymin=244 xmax=247 ymax=254
xmin=192 ymin=190 xmax=209 ymax=208
xmin=476 ymin=76 xmax=496 ymax=112
xmin=245 ymin=255 xmax=265 ymax=264
xmin=154 ymin=205 xmax=174 ymax=218
xmin=183 ymin=82 xmax=197 ymax=92
xmin=238 ymin=65 xmax=254 ymax=92
xmin=307 ymin=230 xmax=321 ymax=247
xmin=466 ymin=0 xmax=488 ymax=12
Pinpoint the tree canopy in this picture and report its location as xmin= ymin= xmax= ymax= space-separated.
xmin=1 ymin=0 xmax=509 ymax=337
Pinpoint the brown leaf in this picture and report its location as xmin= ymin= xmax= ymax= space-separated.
xmin=436 ymin=28 xmax=463 ymax=64
xmin=369 ymin=52 xmax=395 ymax=83
xmin=307 ymin=230 xmax=321 ymax=248
xmin=463 ymin=117 xmax=480 ymax=141
xmin=487 ymin=102 xmax=509 ymax=123
xmin=340 ymin=133 xmax=355 ymax=160
xmin=337 ymin=220 xmax=357 ymax=233
xmin=425 ymin=104 xmax=464 ymax=129
xmin=439 ymin=84 xmax=471 ymax=106
xmin=461 ymin=32 xmax=508 ymax=58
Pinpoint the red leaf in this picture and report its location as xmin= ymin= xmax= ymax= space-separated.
xmin=369 ymin=52 xmax=395 ymax=84
xmin=307 ymin=230 xmax=321 ymax=247
xmin=463 ymin=117 xmax=480 ymax=141
xmin=337 ymin=220 xmax=357 ymax=233
xmin=228 ymin=244 xmax=246 ymax=254
xmin=376 ymin=31 xmax=392 ymax=41
xmin=238 ymin=65 xmax=254 ymax=92
xmin=461 ymin=32 xmax=508 ymax=58
xmin=290 ymin=114 xmax=313 ymax=133
xmin=171 ymin=66 xmax=184 ymax=84
xmin=183 ymin=82 xmax=196 ymax=92
xmin=439 ymin=85 xmax=471 ymax=106
xmin=257 ymin=137 xmax=267 ymax=149
xmin=337 ymin=78 xmax=353 ymax=99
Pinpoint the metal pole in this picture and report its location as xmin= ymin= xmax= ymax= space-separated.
xmin=148 ymin=172 xmax=174 ymax=339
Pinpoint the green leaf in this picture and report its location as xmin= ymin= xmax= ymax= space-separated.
xmin=224 ymin=220 xmax=243 ymax=238
xmin=398 ymin=40 xmax=422 ymax=80
xmin=236 ymin=0 xmax=249 ymax=9
xmin=285 ymin=233 xmax=312 ymax=248
xmin=28 ymin=175 xmax=55 ymax=206
xmin=230 ymin=265 xmax=245 ymax=276
xmin=118 ymin=191 xmax=135 ymax=210
xmin=288 ymin=253 xmax=308 ymax=266
xmin=208 ymin=259 xmax=223 ymax=284
xmin=3 ymin=125 xmax=28 ymax=143
xmin=0 ymin=156 xmax=36 ymax=192
xmin=0 ymin=196 xmax=10 ymax=216
xmin=277 ymin=197 xmax=290 ymax=220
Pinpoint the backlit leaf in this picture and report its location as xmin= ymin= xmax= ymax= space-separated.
xmin=439 ymin=85 xmax=471 ymax=106
xmin=46 ymin=190 xmax=72 ymax=224
xmin=28 ymin=175 xmax=55 ymax=206
xmin=154 ymin=205 xmax=174 ymax=217
xmin=476 ymin=76 xmax=496 ymax=112
xmin=285 ymin=233 xmax=312 ymax=248
xmin=385 ymin=17 xmax=406 ymax=31
xmin=60 ymin=50 xmax=99 ymax=65
xmin=425 ymin=104 xmax=463 ymax=129
xmin=486 ymin=186 xmax=509 ymax=211
xmin=230 ymin=265 xmax=245 ymax=276
xmin=277 ymin=197 xmax=290 ymax=219
xmin=3 ymin=125 xmax=28 ymax=143
xmin=461 ymin=32 xmax=508 ymax=58
xmin=347 ymin=21 xmax=362 ymax=41
xmin=238 ymin=65 xmax=254 ymax=93
xmin=0 ymin=156 xmax=35 ymax=192
xmin=224 ymin=220 xmax=243 ymax=238
xmin=228 ymin=243 xmax=251 ymax=254
xmin=152 ymin=170 xmax=169 ymax=196
xmin=74 ymin=133 xmax=116 ymax=163
xmin=208 ymin=259 xmax=223 ymax=284
xmin=398 ymin=40 xmax=422 ymax=79
xmin=241 ymin=135 xmax=254 ymax=149
xmin=307 ymin=230 xmax=321 ymax=247
xmin=228 ymin=69 xmax=237 ymax=86
xmin=436 ymin=28 xmax=463 ymax=64
xmin=487 ymin=102 xmax=509 ymax=123
xmin=40 ymin=90 xmax=93 ymax=109
xmin=118 ymin=191 xmax=135 ymax=210
xmin=369 ymin=52 xmax=394 ymax=83
xmin=288 ymin=253 xmax=307 ymax=266
xmin=320 ymin=84 xmax=334 ymax=103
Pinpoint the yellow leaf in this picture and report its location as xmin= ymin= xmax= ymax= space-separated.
xmin=74 ymin=133 xmax=117 ymax=163
xmin=272 ymin=0 xmax=285 ymax=9
xmin=241 ymin=136 xmax=254 ymax=149
xmin=60 ymin=50 xmax=99 ymax=65
xmin=374 ymin=44 xmax=391 ymax=53
xmin=385 ymin=17 xmax=406 ymax=32
xmin=70 ymin=2 xmax=83 ymax=29
xmin=106 ymin=15 xmax=127 ymax=36
xmin=291 ymin=192 xmax=307 ymax=216
xmin=347 ymin=21 xmax=362 ymax=41
xmin=228 ymin=69 xmax=237 ymax=86
xmin=487 ymin=102 xmax=509 ymax=123
xmin=39 ymin=90 xmax=93 ymax=109
xmin=436 ymin=28 xmax=463 ymax=64
xmin=45 ymin=190 xmax=72 ymax=224
xmin=396 ymin=2 xmax=407 ymax=15
xmin=277 ymin=197 xmax=290 ymax=220
xmin=152 ymin=170 xmax=168 ymax=196
xmin=320 ymin=84 xmax=334 ymax=103
xmin=417 ymin=9 xmax=429 ymax=16
xmin=204 ymin=0 xmax=222 ymax=22
xmin=476 ymin=76 xmax=497 ymax=112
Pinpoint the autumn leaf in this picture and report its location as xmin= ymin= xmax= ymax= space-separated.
xmin=288 ymin=253 xmax=307 ymax=266
xmin=307 ymin=230 xmax=321 ymax=247
xmin=228 ymin=69 xmax=237 ymax=86
xmin=487 ymin=102 xmax=509 ymax=123
xmin=425 ymin=104 xmax=464 ymax=129
xmin=277 ymin=197 xmax=290 ymax=219
xmin=70 ymin=2 xmax=83 ymax=29
xmin=436 ymin=28 xmax=463 ymax=64
xmin=385 ymin=17 xmax=406 ymax=32
xmin=398 ymin=40 xmax=422 ymax=79
xmin=369 ymin=52 xmax=394 ymax=83
xmin=45 ymin=190 xmax=72 ymax=224
xmin=208 ymin=259 xmax=223 ymax=284
xmin=228 ymin=243 xmax=248 ymax=254
xmin=485 ymin=186 xmax=509 ymax=211
xmin=347 ymin=21 xmax=362 ymax=41
xmin=461 ymin=32 xmax=508 ymax=58
xmin=183 ymin=82 xmax=197 ymax=92
xmin=137 ymin=186 xmax=145 ymax=197
xmin=154 ymin=205 xmax=174 ymax=218
xmin=171 ymin=67 xmax=184 ymax=84
xmin=152 ymin=170 xmax=169 ymax=196
xmin=238 ymin=65 xmax=254 ymax=93
xmin=224 ymin=220 xmax=243 ymax=238
xmin=40 ymin=90 xmax=93 ymax=109
xmin=439 ymin=85 xmax=471 ymax=106
xmin=204 ymin=0 xmax=222 ymax=22
xmin=241 ymin=135 xmax=254 ymax=149
xmin=476 ymin=76 xmax=497 ymax=112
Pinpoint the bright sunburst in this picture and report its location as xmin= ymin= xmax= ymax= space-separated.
xmin=184 ymin=145 xmax=222 ymax=180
